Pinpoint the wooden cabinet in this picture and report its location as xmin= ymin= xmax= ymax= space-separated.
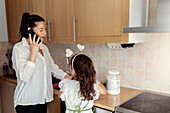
xmin=5 ymin=0 xmax=130 ymax=43
xmin=5 ymin=0 xmax=30 ymax=43
xmin=29 ymin=0 xmax=47 ymax=19
xmin=0 ymin=81 xmax=16 ymax=113
xmin=0 ymin=83 xmax=2 ymax=113
xmin=5 ymin=0 xmax=46 ymax=43
xmin=47 ymin=95 xmax=61 ymax=113
xmin=46 ymin=0 xmax=129 ymax=43
xmin=75 ymin=0 xmax=122 ymax=43
xmin=46 ymin=0 xmax=74 ymax=42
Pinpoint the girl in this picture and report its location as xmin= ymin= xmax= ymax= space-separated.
xmin=59 ymin=54 xmax=107 ymax=113
xmin=12 ymin=12 xmax=72 ymax=113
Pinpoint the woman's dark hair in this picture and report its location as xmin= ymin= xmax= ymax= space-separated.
xmin=70 ymin=54 xmax=96 ymax=100
xmin=19 ymin=12 xmax=45 ymax=41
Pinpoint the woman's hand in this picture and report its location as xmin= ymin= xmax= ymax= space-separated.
xmin=29 ymin=34 xmax=42 ymax=62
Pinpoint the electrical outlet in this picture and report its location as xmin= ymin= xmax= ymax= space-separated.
xmin=106 ymin=43 xmax=122 ymax=49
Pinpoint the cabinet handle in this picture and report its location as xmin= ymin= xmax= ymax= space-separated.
xmin=48 ymin=19 xmax=51 ymax=42
xmin=73 ymin=16 xmax=76 ymax=42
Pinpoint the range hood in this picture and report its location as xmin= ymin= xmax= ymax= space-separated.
xmin=124 ymin=0 xmax=170 ymax=33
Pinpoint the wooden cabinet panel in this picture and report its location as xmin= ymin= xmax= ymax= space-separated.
xmin=47 ymin=95 xmax=61 ymax=113
xmin=0 ymin=82 xmax=16 ymax=113
xmin=47 ymin=0 xmax=74 ymax=42
xmin=5 ymin=0 xmax=30 ymax=43
xmin=75 ymin=0 xmax=121 ymax=36
xmin=5 ymin=0 xmax=129 ymax=43
xmin=75 ymin=0 xmax=124 ymax=43
xmin=0 ymin=84 xmax=2 ymax=113
xmin=29 ymin=0 xmax=47 ymax=20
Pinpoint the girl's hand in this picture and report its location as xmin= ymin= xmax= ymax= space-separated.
xmin=64 ymin=74 xmax=73 ymax=80
xmin=29 ymin=34 xmax=42 ymax=62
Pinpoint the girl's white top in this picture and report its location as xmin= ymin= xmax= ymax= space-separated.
xmin=59 ymin=78 xmax=100 ymax=113
xmin=12 ymin=38 xmax=66 ymax=107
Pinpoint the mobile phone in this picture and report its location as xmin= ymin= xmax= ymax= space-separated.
xmin=27 ymin=29 xmax=41 ymax=44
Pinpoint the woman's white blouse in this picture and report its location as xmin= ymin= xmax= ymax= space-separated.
xmin=12 ymin=38 xmax=66 ymax=107
xmin=59 ymin=78 xmax=100 ymax=113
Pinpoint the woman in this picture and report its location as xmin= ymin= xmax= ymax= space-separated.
xmin=12 ymin=12 xmax=72 ymax=113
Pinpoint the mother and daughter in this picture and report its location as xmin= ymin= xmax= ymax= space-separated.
xmin=12 ymin=12 xmax=107 ymax=113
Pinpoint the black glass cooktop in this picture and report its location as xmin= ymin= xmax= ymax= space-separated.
xmin=116 ymin=92 xmax=170 ymax=113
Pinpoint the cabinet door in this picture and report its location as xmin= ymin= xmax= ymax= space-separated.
xmin=47 ymin=95 xmax=61 ymax=113
xmin=0 ymin=84 xmax=2 ymax=113
xmin=75 ymin=0 xmax=123 ymax=43
xmin=29 ymin=0 xmax=47 ymax=19
xmin=46 ymin=0 xmax=74 ymax=42
xmin=5 ymin=0 xmax=30 ymax=43
xmin=0 ymin=82 xmax=16 ymax=113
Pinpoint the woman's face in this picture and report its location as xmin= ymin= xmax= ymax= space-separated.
xmin=33 ymin=21 xmax=46 ymax=42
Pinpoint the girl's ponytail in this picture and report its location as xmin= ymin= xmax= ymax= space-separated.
xmin=71 ymin=54 xmax=96 ymax=100
xmin=19 ymin=12 xmax=30 ymax=41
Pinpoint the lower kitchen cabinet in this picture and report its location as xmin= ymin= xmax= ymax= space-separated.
xmin=0 ymin=84 xmax=2 ymax=113
xmin=47 ymin=95 xmax=61 ymax=113
xmin=94 ymin=107 xmax=113 ymax=113
xmin=0 ymin=81 xmax=16 ymax=113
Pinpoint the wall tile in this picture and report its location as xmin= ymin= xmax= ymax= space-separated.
xmin=145 ymin=61 xmax=155 ymax=72
xmin=110 ymin=58 xmax=118 ymax=68
xmin=135 ymin=79 xmax=144 ymax=89
xmin=144 ymin=80 xmax=154 ymax=91
xmin=146 ymin=51 xmax=156 ymax=61
xmin=125 ymin=78 xmax=135 ymax=88
xmin=127 ymin=50 xmax=136 ymax=60
xmin=118 ymin=59 xmax=127 ymax=69
xmin=136 ymin=60 xmax=145 ymax=71
xmin=127 ymin=60 xmax=135 ymax=70
xmin=154 ymin=82 xmax=166 ymax=93
xmin=135 ymin=70 xmax=145 ymax=80
xmin=145 ymin=72 xmax=154 ymax=81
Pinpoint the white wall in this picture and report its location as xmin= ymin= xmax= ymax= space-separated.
xmin=0 ymin=0 xmax=8 ymax=42
xmin=129 ymin=0 xmax=149 ymax=27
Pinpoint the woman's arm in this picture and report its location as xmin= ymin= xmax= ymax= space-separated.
xmin=98 ymin=82 xmax=107 ymax=95
xmin=47 ymin=47 xmax=72 ymax=80
xmin=12 ymin=46 xmax=36 ymax=83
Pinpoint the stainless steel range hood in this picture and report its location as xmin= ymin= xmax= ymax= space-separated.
xmin=124 ymin=0 xmax=170 ymax=33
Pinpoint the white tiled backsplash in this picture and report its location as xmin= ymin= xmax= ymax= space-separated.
xmin=0 ymin=33 xmax=170 ymax=94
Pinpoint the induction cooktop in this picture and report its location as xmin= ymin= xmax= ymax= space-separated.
xmin=115 ymin=92 xmax=170 ymax=113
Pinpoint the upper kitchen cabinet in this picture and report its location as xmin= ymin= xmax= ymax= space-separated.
xmin=46 ymin=0 xmax=74 ymax=42
xmin=29 ymin=0 xmax=47 ymax=19
xmin=5 ymin=0 xmax=30 ymax=43
xmin=5 ymin=0 xmax=130 ymax=43
xmin=74 ymin=0 xmax=129 ymax=43
xmin=46 ymin=0 xmax=129 ymax=43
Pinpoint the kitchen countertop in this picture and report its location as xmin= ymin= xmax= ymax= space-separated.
xmin=94 ymin=87 xmax=143 ymax=111
xmin=0 ymin=76 xmax=143 ymax=111
xmin=0 ymin=76 xmax=5 ymax=82
xmin=0 ymin=76 xmax=17 ymax=84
